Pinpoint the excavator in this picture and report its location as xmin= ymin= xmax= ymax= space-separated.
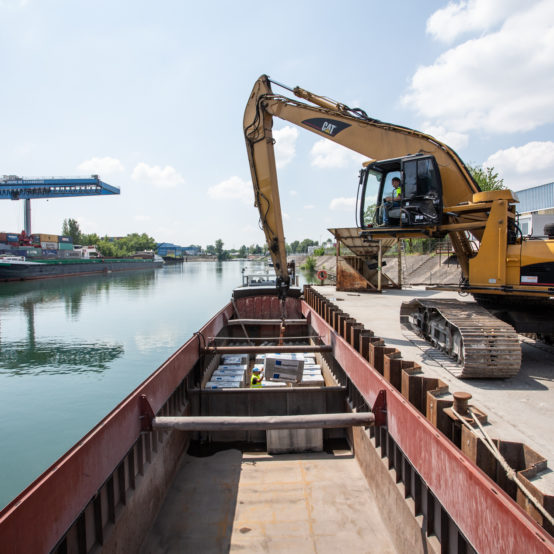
xmin=243 ymin=75 xmax=554 ymax=378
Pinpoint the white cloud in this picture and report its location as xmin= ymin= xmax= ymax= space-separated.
xmin=426 ymin=0 xmax=523 ymax=43
xmin=274 ymin=126 xmax=298 ymax=168
xmin=78 ymin=156 xmax=124 ymax=176
xmin=304 ymin=204 xmax=315 ymax=210
xmin=421 ymin=125 xmax=469 ymax=151
xmin=310 ymin=140 xmax=366 ymax=169
xmin=404 ymin=1 xmax=554 ymax=134
xmin=207 ymin=176 xmax=252 ymax=204
xmin=329 ymin=197 xmax=356 ymax=211
xmin=484 ymin=141 xmax=554 ymax=190
xmin=289 ymin=190 xmax=298 ymax=196
xmin=283 ymin=212 xmax=290 ymax=220
xmin=131 ymin=163 xmax=185 ymax=188
xmin=0 ymin=0 xmax=29 ymax=8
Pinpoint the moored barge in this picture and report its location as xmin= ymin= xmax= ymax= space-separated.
xmin=0 ymin=286 xmax=552 ymax=553
xmin=0 ymin=257 xmax=164 ymax=282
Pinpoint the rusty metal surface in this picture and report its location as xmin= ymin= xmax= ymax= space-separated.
xmin=337 ymin=257 xmax=376 ymax=291
xmin=302 ymin=300 xmax=554 ymax=554
xmin=234 ymin=295 xmax=302 ymax=320
xmin=0 ymin=302 xmax=234 ymax=554
xmin=203 ymin=344 xmax=332 ymax=354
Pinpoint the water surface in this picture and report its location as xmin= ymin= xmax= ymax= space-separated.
xmin=0 ymin=261 xmax=273 ymax=508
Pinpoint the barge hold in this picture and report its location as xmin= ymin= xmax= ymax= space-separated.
xmin=0 ymin=256 xmax=164 ymax=281
xmin=0 ymin=288 xmax=553 ymax=553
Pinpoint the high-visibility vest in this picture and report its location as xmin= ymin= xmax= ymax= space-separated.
xmin=394 ymin=186 xmax=401 ymax=198
xmin=250 ymin=374 xmax=262 ymax=388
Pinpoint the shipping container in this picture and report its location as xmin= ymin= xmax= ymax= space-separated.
xmin=58 ymin=242 xmax=74 ymax=250
xmin=59 ymin=250 xmax=82 ymax=258
xmin=58 ymin=236 xmax=71 ymax=243
xmin=31 ymin=235 xmax=41 ymax=244
xmin=41 ymin=242 xmax=58 ymax=250
xmin=6 ymin=234 xmax=19 ymax=242
xmin=0 ymin=233 xmax=6 ymax=242
xmin=38 ymin=234 xmax=58 ymax=243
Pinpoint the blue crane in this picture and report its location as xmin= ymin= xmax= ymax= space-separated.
xmin=0 ymin=174 xmax=120 ymax=235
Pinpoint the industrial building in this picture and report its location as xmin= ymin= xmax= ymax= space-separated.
xmin=516 ymin=181 xmax=554 ymax=236
xmin=156 ymin=243 xmax=201 ymax=257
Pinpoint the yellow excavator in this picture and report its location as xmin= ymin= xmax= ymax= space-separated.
xmin=243 ymin=75 xmax=554 ymax=378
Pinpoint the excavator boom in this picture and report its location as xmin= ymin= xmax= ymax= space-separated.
xmin=243 ymin=75 xmax=479 ymax=284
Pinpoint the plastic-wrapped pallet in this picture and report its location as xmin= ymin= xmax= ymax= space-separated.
xmin=299 ymin=374 xmax=325 ymax=387
xmin=264 ymin=354 xmax=304 ymax=383
xmin=210 ymin=374 xmax=244 ymax=386
xmin=205 ymin=381 xmax=241 ymax=389
xmin=217 ymin=364 xmax=248 ymax=372
xmin=221 ymin=354 xmax=249 ymax=365
xmin=261 ymin=381 xmax=287 ymax=387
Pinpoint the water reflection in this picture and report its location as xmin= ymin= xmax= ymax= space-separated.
xmin=301 ymin=268 xmax=318 ymax=284
xmin=0 ymin=272 xmax=154 ymax=375
xmin=0 ymin=340 xmax=124 ymax=375
xmin=0 ymin=270 xmax=158 ymax=315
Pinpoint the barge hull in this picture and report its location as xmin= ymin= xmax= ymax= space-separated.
xmin=0 ymin=293 xmax=552 ymax=553
xmin=0 ymin=259 xmax=163 ymax=281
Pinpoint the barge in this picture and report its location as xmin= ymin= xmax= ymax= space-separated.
xmin=0 ymin=256 xmax=164 ymax=281
xmin=0 ymin=286 xmax=552 ymax=553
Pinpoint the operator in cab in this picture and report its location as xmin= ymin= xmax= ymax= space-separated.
xmin=383 ymin=176 xmax=402 ymax=225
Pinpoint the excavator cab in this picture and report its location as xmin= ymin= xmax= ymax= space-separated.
xmin=359 ymin=154 xmax=443 ymax=229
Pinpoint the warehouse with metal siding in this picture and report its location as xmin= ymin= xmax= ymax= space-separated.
xmin=515 ymin=181 xmax=554 ymax=213
xmin=514 ymin=181 xmax=554 ymax=236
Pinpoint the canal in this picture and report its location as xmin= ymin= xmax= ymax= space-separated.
xmin=0 ymin=261 xmax=306 ymax=509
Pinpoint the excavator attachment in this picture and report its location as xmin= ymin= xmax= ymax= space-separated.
xmin=400 ymin=299 xmax=521 ymax=378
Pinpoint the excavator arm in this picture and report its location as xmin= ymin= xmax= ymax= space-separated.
xmin=243 ymin=75 xmax=480 ymax=286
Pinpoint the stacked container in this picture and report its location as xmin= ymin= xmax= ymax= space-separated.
xmin=205 ymin=354 xmax=249 ymax=389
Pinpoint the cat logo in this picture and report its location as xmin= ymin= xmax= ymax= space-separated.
xmin=302 ymin=118 xmax=351 ymax=137
xmin=322 ymin=121 xmax=336 ymax=135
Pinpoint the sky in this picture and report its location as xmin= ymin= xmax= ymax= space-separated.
xmin=1 ymin=0 xmax=553 ymax=249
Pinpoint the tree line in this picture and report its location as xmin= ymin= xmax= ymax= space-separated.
xmin=62 ymin=219 xmax=330 ymax=260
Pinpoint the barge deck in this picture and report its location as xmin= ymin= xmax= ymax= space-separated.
xmin=141 ymin=448 xmax=396 ymax=553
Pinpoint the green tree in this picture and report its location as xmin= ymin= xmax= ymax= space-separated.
xmin=468 ymin=164 xmax=505 ymax=191
xmin=299 ymin=238 xmax=317 ymax=253
xmin=289 ymin=240 xmax=299 ymax=253
xmin=301 ymin=255 xmax=317 ymax=271
xmin=94 ymin=233 xmax=156 ymax=258
xmin=81 ymin=233 xmax=100 ymax=246
xmin=238 ymin=245 xmax=247 ymax=257
xmin=214 ymin=238 xmax=229 ymax=261
xmin=313 ymin=247 xmax=325 ymax=256
xmin=62 ymin=218 xmax=82 ymax=244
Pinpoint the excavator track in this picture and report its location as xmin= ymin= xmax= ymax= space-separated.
xmin=400 ymin=299 xmax=521 ymax=378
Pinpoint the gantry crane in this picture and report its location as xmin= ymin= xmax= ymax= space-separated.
xmin=0 ymin=175 xmax=120 ymax=235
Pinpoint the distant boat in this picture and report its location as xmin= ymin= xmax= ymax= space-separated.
xmin=0 ymin=256 xmax=163 ymax=281
xmin=162 ymin=255 xmax=185 ymax=265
